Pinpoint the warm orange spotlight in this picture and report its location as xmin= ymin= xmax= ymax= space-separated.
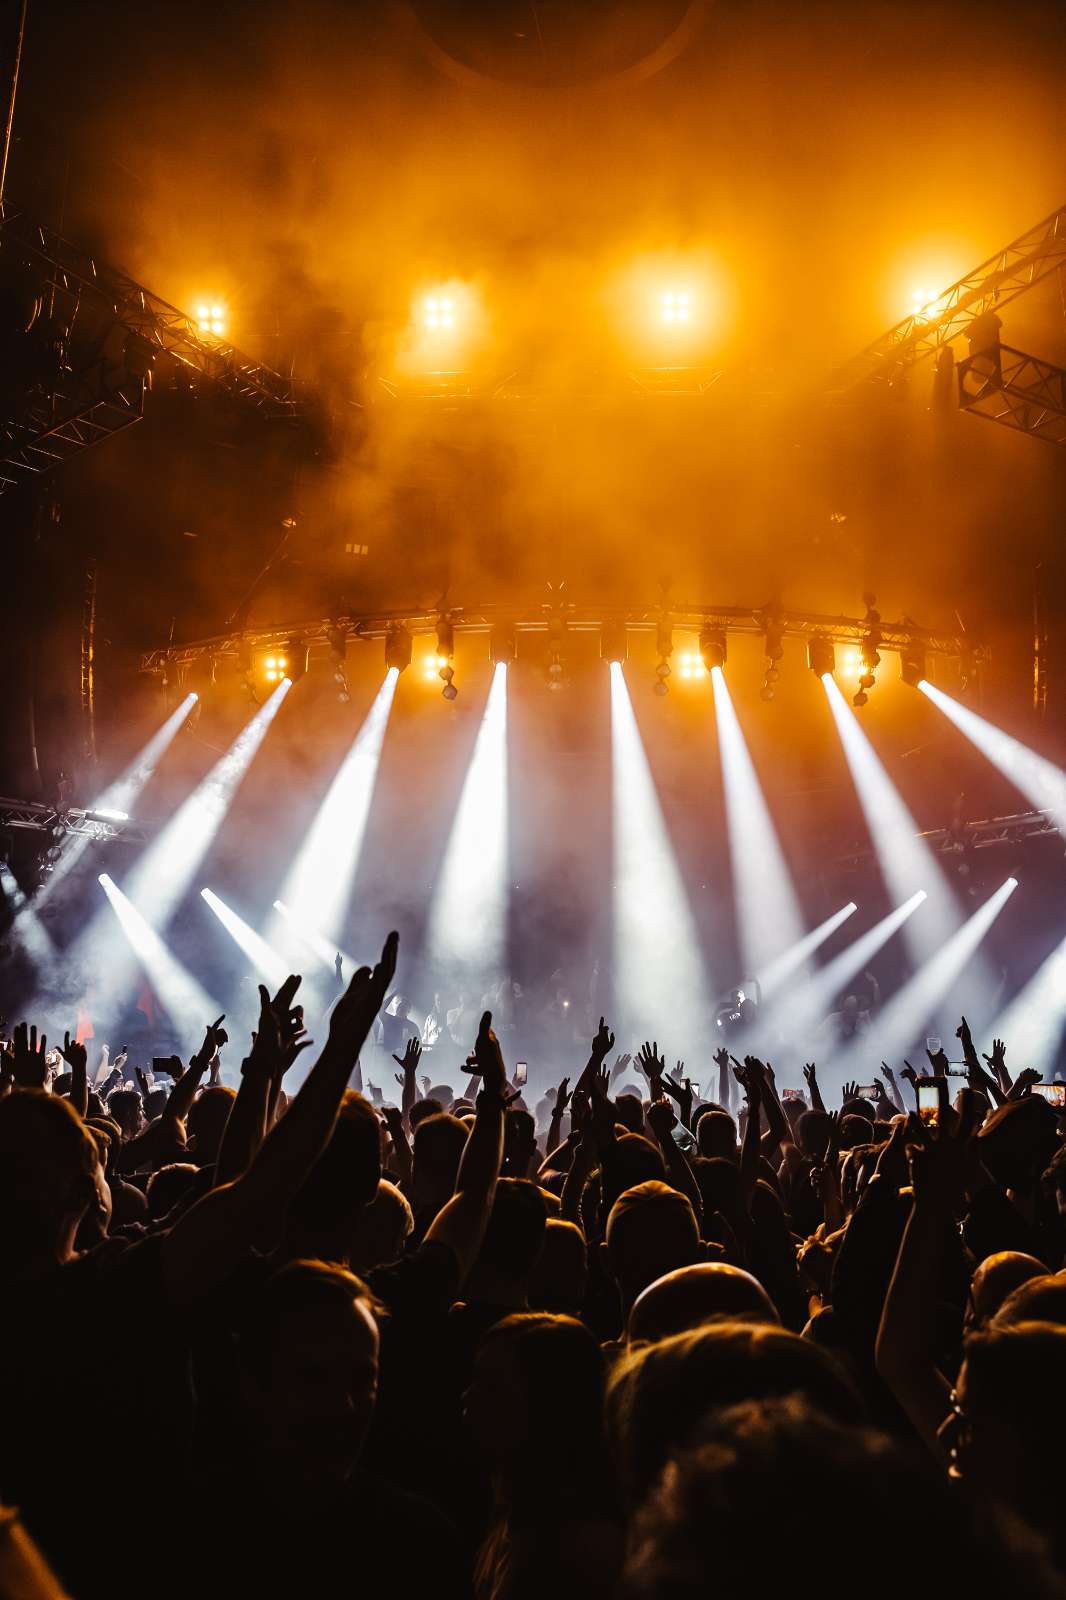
xmin=421 ymin=294 xmax=456 ymax=332
xmin=839 ymin=648 xmax=861 ymax=679
xmin=659 ymin=289 xmax=691 ymax=325
xmin=197 ymin=303 xmax=226 ymax=337
xmin=677 ymin=649 xmax=708 ymax=682
xmin=909 ymin=286 xmax=946 ymax=322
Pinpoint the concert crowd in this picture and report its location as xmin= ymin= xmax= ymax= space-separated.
xmin=2 ymin=929 xmax=1066 ymax=1599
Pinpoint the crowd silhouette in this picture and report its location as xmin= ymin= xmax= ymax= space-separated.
xmin=2 ymin=934 xmax=1066 ymax=1599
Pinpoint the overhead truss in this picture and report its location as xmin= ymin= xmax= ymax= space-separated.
xmin=831 ymin=202 xmax=1066 ymax=391
xmin=0 ymin=796 xmax=153 ymax=846
xmin=836 ymin=807 xmax=1060 ymax=868
xmin=138 ymin=602 xmax=985 ymax=676
xmin=957 ymin=344 xmax=1066 ymax=446
xmin=0 ymin=200 xmax=302 ymax=490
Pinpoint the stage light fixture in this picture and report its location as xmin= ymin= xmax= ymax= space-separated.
xmin=284 ymin=640 xmax=308 ymax=684
xmin=600 ymin=619 xmax=628 ymax=666
xmin=385 ymin=624 xmax=413 ymax=674
xmin=900 ymin=644 xmax=926 ymax=687
xmin=490 ymin=623 xmax=517 ymax=666
xmin=659 ymin=289 xmax=691 ymax=324
xmin=436 ymin=619 xmax=457 ymax=699
xmin=808 ymin=638 xmax=835 ymax=677
xmin=196 ymin=303 xmax=226 ymax=337
xmin=327 ymin=625 xmax=347 ymax=662
xmin=422 ymin=294 xmax=456 ymax=331
xmin=699 ymin=627 xmax=727 ymax=674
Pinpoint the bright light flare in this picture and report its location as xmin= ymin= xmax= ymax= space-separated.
xmin=659 ymin=289 xmax=691 ymax=324
xmin=919 ymin=680 xmax=1066 ymax=836
xmin=99 ymin=874 xmax=222 ymax=1049
xmin=712 ymin=665 xmax=806 ymax=979
xmin=910 ymin=286 xmax=947 ymax=322
xmin=124 ymin=678 xmax=290 ymax=928
xmin=196 ymin=303 xmax=226 ymax=337
xmin=610 ymin=663 xmax=711 ymax=1055
xmin=421 ymin=294 xmax=456 ymax=331
xmin=991 ymin=933 xmax=1066 ymax=1077
xmin=271 ymin=669 xmax=398 ymax=949
xmin=201 ymin=888 xmax=288 ymax=988
xmin=677 ymin=640 xmax=708 ymax=683
xmin=424 ymin=663 xmax=509 ymax=978
xmin=834 ymin=878 xmax=1018 ymax=1076
xmin=35 ymin=692 xmax=199 ymax=906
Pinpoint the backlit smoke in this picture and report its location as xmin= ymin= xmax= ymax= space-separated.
xmin=99 ymin=874 xmax=222 ymax=1049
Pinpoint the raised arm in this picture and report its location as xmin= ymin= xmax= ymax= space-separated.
xmin=423 ymin=1011 xmax=506 ymax=1284
xmin=393 ymin=1036 xmax=423 ymax=1132
xmin=876 ymin=1088 xmax=979 ymax=1452
xmin=647 ymin=1097 xmax=703 ymax=1228
xmin=59 ymin=1032 xmax=89 ymax=1120
xmin=161 ymin=934 xmax=397 ymax=1304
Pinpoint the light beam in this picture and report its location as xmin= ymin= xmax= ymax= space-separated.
xmin=200 ymin=888 xmax=288 ymax=988
xmin=833 ymin=877 xmax=1018 ymax=1080
xmin=424 ymin=664 xmax=509 ymax=979
xmin=35 ymin=692 xmax=199 ymax=905
xmin=989 ymin=933 xmax=1066 ymax=1077
xmin=610 ymin=662 xmax=711 ymax=1056
xmin=98 ymin=874 xmax=221 ymax=1049
xmin=918 ymin=680 xmax=1066 ymax=834
xmin=822 ymin=674 xmax=960 ymax=966
xmin=756 ymin=901 xmax=859 ymax=1002
xmin=272 ymin=670 xmax=397 ymax=949
xmin=712 ymin=665 xmax=807 ymax=979
xmin=124 ymin=679 xmax=290 ymax=928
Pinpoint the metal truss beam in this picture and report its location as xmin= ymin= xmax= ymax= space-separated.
xmin=831 ymin=203 xmax=1066 ymax=392
xmin=0 ymin=201 xmax=302 ymax=489
xmin=0 ymin=796 xmax=153 ymax=846
xmin=957 ymin=344 xmax=1066 ymax=446
xmin=375 ymin=365 xmax=726 ymax=406
xmin=835 ymin=808 xmax=1059 ymax=868
xmin=138 ymin=602 xmax=984 ymax=675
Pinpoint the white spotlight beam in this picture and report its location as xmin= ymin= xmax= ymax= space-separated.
xmin=0 ymin=861 xmax=54 ymax=966
xmin=424 ymin=664 xmax=509 ymax=977
xmin=989 ymin=934 xmax=1066 ymax=1076
xmin=757 ymin=902 xmax=859 ymax=1002
xmin=99 ymin=874 xmax=221 ymax=1049
xmin=610 ymin=663 xmax=712 ymax=1057
xmin=273 ymin=670 xmax=398 ymax=947
xmin=833 ymin=877 xmax=1018 ymax=1080
xmin=775 ymin=890 xmax=928 ymax=1050
xmin=35 ymin=692 xmax=199 ymax=905
xmin=919 ymin=680 xmax=1066 ymax=834
xmin=822 ymin=674 xmax=960 ymax=966
xmin=712 ymin=665 xmax=808 ymax=979
xmin=201 ymin=888 xmax=288 ymax=989
xmin=273 ymin=899 xmax=357 ymax=973
xmin=125 ymin=679 xmax=290 ymax=928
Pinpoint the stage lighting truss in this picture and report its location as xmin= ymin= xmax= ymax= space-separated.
xmin=0 ymin=796 xmax=153 ymax=847
xmin=327 ymin=625 xmax=350 ymax=702
xmin=140 ymin=604 xmax=986 ymax=701
xmin=853 ymin=600 xmax=882 ymax=708
xmin=761 ymin=613 xmax=784 ymax=701
xmin=833 ymin=806 xmax=1059 ymax=870
xmin=653 ymin=620 xmax=673 ymax=697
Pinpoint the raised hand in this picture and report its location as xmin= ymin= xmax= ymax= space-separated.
xmin=610 ymin=1052 xmax=632 ymax=1083
xmin=590 ymin=1016 xmax=615 ymax=1063
xmin=900 ymin=1061 xmax=918 ymax=1085
xmin=249 ymin=979 xmax=307 ymax=1077
xmin=392 ymin=1036 xmax=423 ymax=1075
xmin=193 ymin=1014 xmax=228 ymax=1069
xmin=555 ymin=1076 xmax=572 ymax=1118
xmin=59 ymin=1031 xmax=88 ymax=1078
xmin=802 ymin=1062 xmax=818 ymax=1090
xmin=9 ymin=1023 xmax=48 ymax=1090
xmin=328 ymin=933 xmax=398 ymax=1062
xmin=714 ymin=1046 xmax=730 ymax=1071
xmin=983 ymin=1037 xmax=1007 ymax=1075
xmin=842 ymin=1080 xmax=861 ymax=1103
xmin=925 ymin=1044 xmax=950 ymax=1077
xmin=881 ymin=1061 xmax=898 ymax=1085
xmin=1012 ymin=1067 xmax=1041 ymax=1097
xmin=636 ymin=1040 xmax=665 ymax=1088
xmin=908 ymin=1087 xmax=981 ymax=1213
xmin=470 ymin=1010 xmax=508 ymax=1099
